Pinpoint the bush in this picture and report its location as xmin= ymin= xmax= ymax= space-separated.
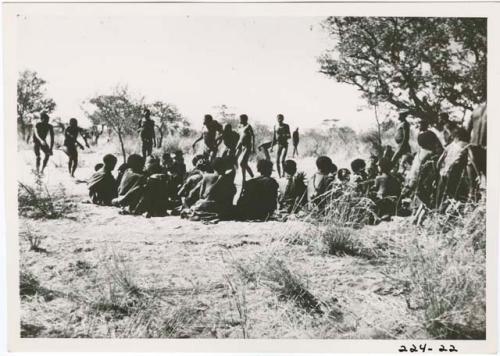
xmin=18 ymin=179 xmax=74 ymax=219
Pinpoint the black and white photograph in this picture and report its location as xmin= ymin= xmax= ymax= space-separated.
xmin=2 ymin=2 xmax=498 ymax=353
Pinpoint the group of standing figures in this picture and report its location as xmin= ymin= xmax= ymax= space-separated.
xmin=139 ymin=110 xmax=300 ymax=182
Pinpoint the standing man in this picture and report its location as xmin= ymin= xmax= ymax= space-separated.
xmin=272 ymin=114 xmax=291 ymax=178
xmin=392 ymin=112 xmax=411 ymax=169
xmin=138 ymin=108 xmax=156 ymax=158
xmin=33 ymin=112 xmax=54 ymax=174
xmin=192 ymin=114 xmax=223 ymax=162
xmin=219 ymin=123 xmax=240 ymax=165
xmin=292 ymin=127 xmax=300 ymax=158
xmin=63 ymin=118 xmax=90 ymax=177
xmin=236 ymin=114 xmax=256 ymax=183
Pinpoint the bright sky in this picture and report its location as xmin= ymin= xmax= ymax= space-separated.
xmin=16 ymin=15 xmax=378 ymax=131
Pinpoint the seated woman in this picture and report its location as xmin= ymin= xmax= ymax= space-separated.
xmin=178 ymin=155 xmax=209 ymax=209
xmin=188 ymin=157 xmax=236 ymax=221
xmin=279 ymin=160 xmax=307 ymax=214
xmin=112 ymin=154 xmax=146 ymax=213
xmin=307 ymin=156 xmax=337 ymax=209
xmin=88 ymin=154 xmax=118 ymax=205
xmin=237 ymin=159 xmax=279 ymax=221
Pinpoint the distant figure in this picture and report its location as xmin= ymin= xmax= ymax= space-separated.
xmin=192 ymin=114 xmax=223 ymax=162
xmin=272 ymin=114 xmax=291 ymax=178
xmin=63 ymin=118 xmax=90 ymax=177
xmin=88 ymin=154 xmax=118 ymax=205
xmin=392 ymin=112 xmax=411 ymax=168
xmin=292 ymin=128 xmax=300 ymax=158
xmin=236 ymin=114 xmax=256 ymax=182
xmin=237 ymin=159 xmax=279 ymax=220
xmin=33 ymin=112 xmax=54 ymax=174
xmin=220 ymin=123 xmax=240 ymax=164
xmin=138 ymin=109 xmax=156 ymax=158
xmin=308 ymin=156 xmax=336 ymax=206
xmin=279 ymin=159 xmax=307 ymax=214
xmin=178 ymin=155 xmax=209 ymax=209
xmin=351 ymin=159 xmax=370 ymax=195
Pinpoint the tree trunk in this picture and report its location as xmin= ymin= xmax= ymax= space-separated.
xmin=117 ymin=130 xmax=127 ymax=163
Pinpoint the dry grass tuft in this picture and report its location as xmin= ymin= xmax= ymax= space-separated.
xmin=18 ymin=179 xmax=74 ymax=219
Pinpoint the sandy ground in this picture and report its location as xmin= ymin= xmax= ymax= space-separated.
xmin=18 ymin=146 xmax=426 ymax=339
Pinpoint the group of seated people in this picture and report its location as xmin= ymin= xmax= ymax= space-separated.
xmin=87 ymin=123 xmax=482 ymax=224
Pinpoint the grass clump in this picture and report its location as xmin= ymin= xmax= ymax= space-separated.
xmin=20 ymin=268 xmax=41 ymax=298
xmin=18 ymin=178 xmax=74 ymax=219
xmin=396 ymin=203 xmax=486 ymax=339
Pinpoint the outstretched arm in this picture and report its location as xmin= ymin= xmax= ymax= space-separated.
xmin=192 ymin=134 xmax=203 ymax=149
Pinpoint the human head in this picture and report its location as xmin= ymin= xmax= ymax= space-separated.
xmin=417 ymin=130 xmax=443 ymax=153
xmin=240 ymin=114 xmax=248 ymax=125
xmin=257 ymin=159 xmax=273 ymax=177
xmin=337 ymin=168 xmax=351 ymax=182
xmin=203 ymin=114 xmax=213 ymax=125
xmin=295 ymin=127 xmax=299 ymax=132
xmin=94 ymin=163 xmax=104 ymax=172
xmin=316 ymin=156 xmax=333 ymax=175
xmin=277 ymin=114 xmax=284 ymax=124
xmin=127 ymin=154 xmax=145 ymax=173
xmin=174 ymin=150 xmax=184 ymax=161
xmin=69 ymin=118 xmax=78 ymax=127
xmin=191 ymin=154 xmax=204 ymax=167
xmin=102 ymin=154 xmax=118 ymax=171
xmin=40 ymin=112 xmax=49 ymax=123
xmin=350 ymin=159 xmax=366 ymax=174
xmin=211 ymin=157 xmax=227 ymax=175
xmin=283 ymin=160 xmax=297 ymax=176
xmin=144 ymin=109 xmax=151 ymax=119
xmin=224 ymin=123 xmax=232 ymax=133
xmin=144 ymin=155 xmax=161 ymax=174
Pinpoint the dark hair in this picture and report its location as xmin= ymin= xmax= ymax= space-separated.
xmin=337 ymin=168 xmax=351 ymax=181
xmin=240 ymin=114 xmax=248 ymax=122
xmin=69 ymin=118 xmax=78 ymax=125
xmin=204 ymin=114 xmax=213 ymax=121
xmin=126 ymin=154 xmax=145 ymax=172
xmin=40 ymin=112 xmax=49 ymax=121
xmin=316 ymin=156 xmax=333 ymax=174
xmin=277 ymin=114 xmax=284 ymax=120
xmin=417 ymin=130 xmax=441 ymax=151
xmin=283 ymin=160 xmax=297 ymax=175
xmin=211 ymin=157 xmax=227 ymax=174
xmin=350 ymin=158 xmax=366 ymax=173
xmin=144 ymin=109 xmax=151 ymax=116
xmin=257 ymin=159 xmax=273 ymax=176
xmin=224 ymin=123 xmax=232 ymax=131
xmin=103 ymin=154 xmax=118 ymax=167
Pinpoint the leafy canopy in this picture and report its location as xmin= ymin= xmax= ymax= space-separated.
xmin=318 ymin=17 xmax=486 ymax=123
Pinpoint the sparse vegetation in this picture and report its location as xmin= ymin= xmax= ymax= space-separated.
xmin=18 ymin=178 xmax=74 ymax=219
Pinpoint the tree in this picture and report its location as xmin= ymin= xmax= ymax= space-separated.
xmin=318 ymin=17 xmax=486 ymax=124
xmin=17 ymin=70 xmax=56 ymax=140
xmin=149 ymin=101 xmax=190 ymax=148
xmin=83 ymin=86 xmax=143 ymax=162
